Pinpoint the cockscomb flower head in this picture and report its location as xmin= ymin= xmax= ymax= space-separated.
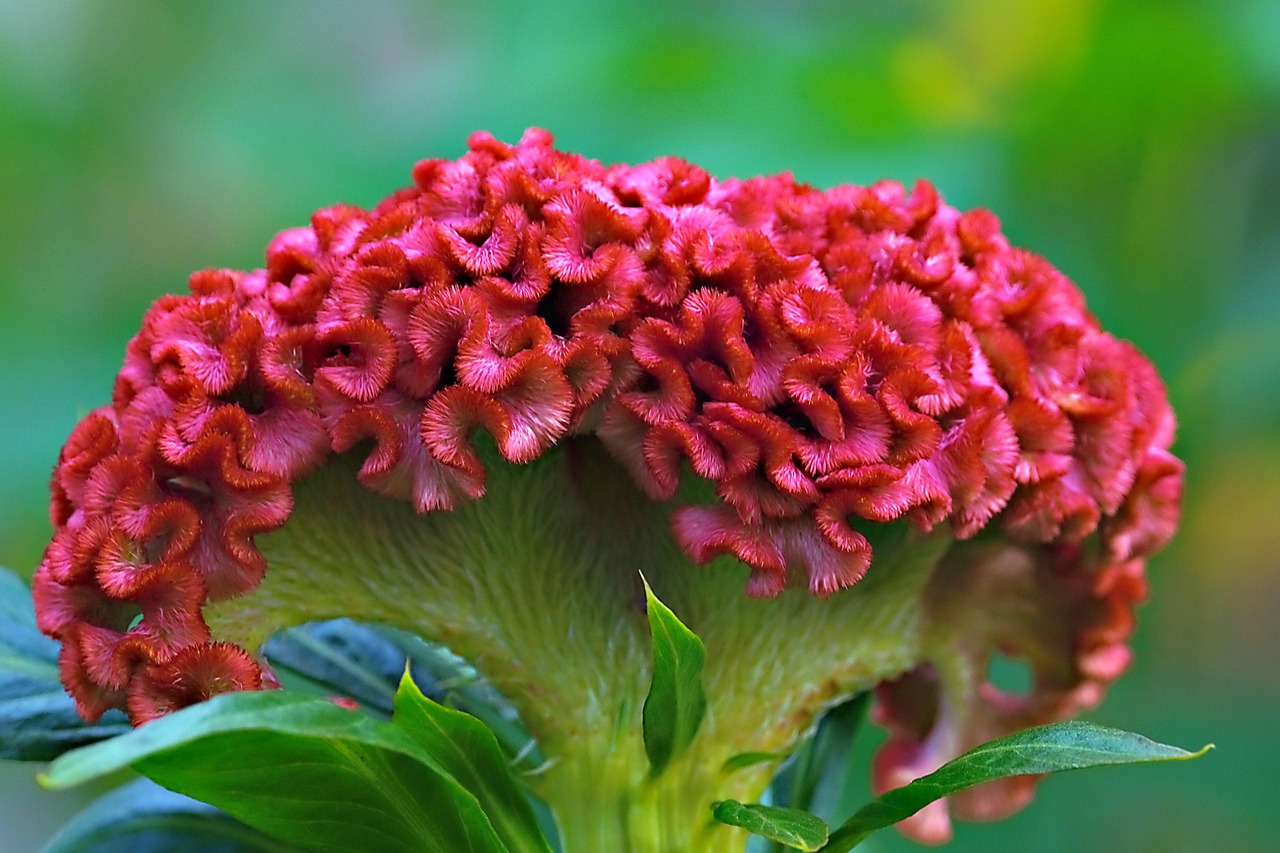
xmin=34 ymin=129 xmax=1181 ymax=845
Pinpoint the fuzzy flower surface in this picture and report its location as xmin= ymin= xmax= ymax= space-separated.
xmin=34 ymin=129 xmax=1181 ymax=842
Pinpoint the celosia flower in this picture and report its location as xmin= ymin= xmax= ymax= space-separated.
xmin=33 ymin=129 xmax=1181 ymax=846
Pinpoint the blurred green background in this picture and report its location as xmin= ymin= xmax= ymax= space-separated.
xmin=1 ymin=0 xmax=1276 ymax=850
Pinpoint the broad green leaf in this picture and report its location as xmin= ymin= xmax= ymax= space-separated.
xmin=41 ymin=777 xmax=303 ymax=853
xmin=378 ymin=626 xmax=543 ymax=772
xmin=0 ymin=568 xmax=129 ymax=761
xmin=823 ymin=721 xmax=1212 ymax=852
xmin=42 ymin=688 xmax=510 ymax=853
xmin=393 ymin=671 xmax=553 ymax=853
xmin=263 ymin=619 xmax=413 ymax=715
xmin=640 ymin=574 xmax=707 ymax=776
xmin=263 ymin=620 xmax=543 ymax=772
xmin=712 ymin=801 xmax=829 ymax=851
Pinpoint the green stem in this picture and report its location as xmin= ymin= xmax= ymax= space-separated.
xmin=538 ymin=734 xmax=759 ymax=853
xmin=206 ymin=439 xmax=949 ymax=852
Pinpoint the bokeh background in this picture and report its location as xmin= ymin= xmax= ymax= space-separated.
xmin=1 ymin=1 xmax=1276 ymax=850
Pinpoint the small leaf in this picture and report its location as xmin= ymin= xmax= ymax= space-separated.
xmin=722 ymin=751 xmax=786 ymax=773
xmin=712 ymin=801 xmax=830 ymax=851
xmin=640 ymin=574 xmax=707 ymax=776
xmin=42 ymin=777 xmax=302 ymax=853
xmin=393 ymin=670 xmax=553 ymax=853
xmin=42 ymin=689 xmax=510 ymax=853
xmin=0 ymin=568 xmax=129 ymax=761
xmin=823 ymin=721 xmax=1212 ymax=852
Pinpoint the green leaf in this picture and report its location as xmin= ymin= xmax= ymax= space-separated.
xmin=263 ymin=619 xmax=414 ymax=715
xmin=823 ymin=721 xmax=1213 ymax=852
xmin=41 ymin=777 xmax=303 ymax=853
xmin=378 ymin=626 xmax=544 ymax=772
xmin=0 ymin=568 xmax=129 ymax=761
xmin=771 ymin=692 xmax=869 ymax=816
xmin=640 ymin=574 xmax=707 ymax=776
xmin=263 ymin=620 xmax=543 ymax=772
xmin=393 ymin=670 xmax=553 ymax=853
xmin=712 ymin=801 xmax=830 ymax=851
xmin=722 ymin=751 xmax=786 ymax=773
xmin=41 ymin=688 xmax=511 ymax=853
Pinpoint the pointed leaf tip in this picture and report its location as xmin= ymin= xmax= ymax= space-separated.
xmin=392 ymin=669 xmax=553 ymax=853
xmin=640 ymin=573 xmax=707 ymax=776
xmin=713 ymin=801 xmax=830 ymax=851
xmin=823 ymin=721 xmax=1212 ymax=852
xmin=41 ymin=689 xmax=511 ymax=853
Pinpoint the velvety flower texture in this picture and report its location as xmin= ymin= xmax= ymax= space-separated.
xmin=34 ymin=129 xmax=1181 ymax=840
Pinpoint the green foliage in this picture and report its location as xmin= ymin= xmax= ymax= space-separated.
xmin=822 ymin=721 xmax=1212 ymax=852
xmin=264 ymin=620 xmax=540 ymax=770
xmin=41 ymin=677 xmax=535 ymax=853
xmin=41 ymin=777 xmax=297 ymax=853
xmin=262 ymin=619 xmax=416 ymax=716
xmin=0 ymin=568 xmax=128 ymax=761
xmin=28 ymin=577 xmax=1210 ymax=853
xmin=768 ymin=693 xmax=869 ymax=818
xmin=714 ymin=721 xmax=1209 ymax=851
xmin=377 ymin=627 xmax=544 ymax=772
xmin=711 ymin=801 xmax=830 ymax=851
xmin=640 ymin=574 xmax=708 ymax=776
xmin=392 ymin=671 xmax=552 ymax=853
